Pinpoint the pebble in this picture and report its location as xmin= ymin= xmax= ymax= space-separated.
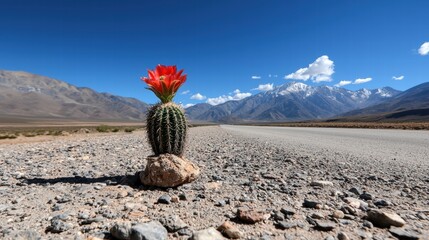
xmin=374 ymin=199 xmax=392 ymax=207
xmin=192 ymin=227 xmax=226 ymax=240
xmin=157 ymin=195 xmax=171 ymax=204
xmin=49 ymin=218 xmax=72 ymax=233
xmin=332 ymin=210 xmax=345 ymax=219
xmin=367 ymin=209 xmax=406 ymax=228
xmin=303 ymin=199 xmax=322 ymax=209
xmin=310 ymin=180 xmax=334 ymax=187
xmin=388 ymin=226 xmax=420 ymax=240
xmin=159 ymin=215 xmax=187 ymax=232
xmin=217 ymin=221 xmax=243 ymax=239
xmin=236 ymin=208 xmax=270 ymax=224
xmin=130 ymin=221 xmax=168 ymax=240
xmin=314 ymin=220 xmax=336 ymax=231
xmin=110 ymin=222 xmax=132 ymax=240
xmin=337 ymin=232 xmax=350 ymax=240
xmin=276 ymin=221 xmax=298 ymax=230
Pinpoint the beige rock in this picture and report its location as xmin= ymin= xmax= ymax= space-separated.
xmin=332 ymin=210 xmax=345 ymax=219
xmin=310 ymin=180 xmax=334 ymax=187
xmin=218 ymin=221 xmax=243 ymax=239
xmin=193 ymin=227 xmax=226 ymax=240
xmin=367 ymin=209 xmax=406 ymax=228
xmin=140 ymin=154 xmax=200 ymax=187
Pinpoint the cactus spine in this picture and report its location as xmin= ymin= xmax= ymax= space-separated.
xmin=146 ymin=102 xmax=187 ymax=156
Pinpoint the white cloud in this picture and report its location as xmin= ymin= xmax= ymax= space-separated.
xmin=268 ymin=74 xmax=278 ymax=78
xmin=353 ymin=77 xmax=372 ymax=84
xmin=182 ymin=103 xmax=195 ymax=108
xmin=392 ymin=75 xmax=404 ymax=80
xmin=181 ymin=90 xmax=190 ymax=95
xmin=251 ymin=75 xmax=261 ymax=80
xmin=334 ymin=80 xmax=352 ymax=87
xmin=253 ymin=83 xmax=274 ymax=91
xmin=418 ymin=42 xmax=429 ymax=56
xmin=206 ymin=89 xmax=252 ymax=105
xmin=190 ymin=93 xmax=206 ymax=100
xmin=285 ymin=55 xmax=335 ymax=82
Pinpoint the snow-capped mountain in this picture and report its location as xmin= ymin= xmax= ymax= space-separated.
xmin=186 ymin=82 xmax=401 ymax=122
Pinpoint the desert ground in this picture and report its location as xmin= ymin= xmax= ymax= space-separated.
xmin=1 ymin=125 xmax=428 ymax=240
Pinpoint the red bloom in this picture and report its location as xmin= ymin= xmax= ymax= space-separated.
xmin=141 ymin=64 xmax=187 ymax=103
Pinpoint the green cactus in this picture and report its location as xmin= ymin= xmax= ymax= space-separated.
xmin=146 ymin=102 xmax=187 ymax=156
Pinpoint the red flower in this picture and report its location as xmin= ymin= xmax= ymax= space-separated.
xmin=141 ymin=65 xmax=187 ymax=103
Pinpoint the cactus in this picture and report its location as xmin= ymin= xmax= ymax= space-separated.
xmin=146 ymin=102 xmax=187 ymax=156
xmin=141 ymin=64 xmax=188 ymax=156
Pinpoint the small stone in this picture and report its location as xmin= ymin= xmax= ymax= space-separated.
xmin=217 ymin=221 xmax=243 ymax=239
xmin=337 ymin=232 xmax=350 ymax=240
xmin=344 ymin=197 xmax=361 ymax=209
xmin=80 ymin=217 xmax=104 ymax=225
xmin=110 ymin=222 xmax=132 ymax=240
xmin=237 ymin=209 xmax=270 ymax=224
xmin=363 ymin=220 xmax=373 ymax=228
xmin=348 ymin=187 xmax=363 ymax=196
xmin=177 ymin=228 xmax=193 ymax=236
xmin=310 ymin=180 xmax=334 ymax=187
xmin=332 ymin=210 xmax=344 ymax=219
xmin=374 ymin=199 xmax=392 ymax=207
xmin=359 ymin=192 xmax=373 ymax=200
xmin=157 ymin=195 xmax=171 ymax=204
xmin=389 ymin=227 xmax=420 ymax=240
xmin=170 ymin=195 xmax=179 ymax=203
xmin=311 ymin=212 xmax=324 ymax=219
xmin=3 ymin=230 xmax=41 ymax=240
xmin=367 ymin=209 xmax=406 ymax=228
xmin=140 ymin=154 xmax=200 ymax=187
xmin=215 ymin=200 xmax=226 ymax=207
xmin=276 ymin=221 xmax=297 ymax=230
xmin=159 ymin=215 xmax=187 ymax=232
xmin=324 ymin=236 xmax=335 ymax=240
xmin=192 ymin=227 xmax=226 ymax=240
xmin=178 ymin=193 xmax=187 ymax=200
xmin=49 ymin=218 xmax=72 ymax=233
xmin=303 ymin=199 xmax=321 ymax=209
xmin=280 ymin=207 xmax=296 ymax=216
xmin=314 ymin=220 xmax=336 ymax=231
xmin=131 ymin=221 xmax=168 ymax=240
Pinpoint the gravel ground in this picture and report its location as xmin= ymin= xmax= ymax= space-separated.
xmin=0 ymin=126 xmax=428 ymax=240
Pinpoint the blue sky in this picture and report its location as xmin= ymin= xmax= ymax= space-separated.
xmin=1 ymin=0 xmax=428 ymax=106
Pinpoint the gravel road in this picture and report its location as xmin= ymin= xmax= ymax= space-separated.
xmin=222 ymin=125 xmax=429 ymax=169
xmin=1 ymin=126 xmax=428 ymax=240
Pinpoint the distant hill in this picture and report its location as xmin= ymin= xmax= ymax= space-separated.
xmin=338 ymin=82 xmax=429 ymax=122
xmin=0 ymin=70 xmax=149 ymax=121
xmin=186 ymin=82 xmax=401 ymax=122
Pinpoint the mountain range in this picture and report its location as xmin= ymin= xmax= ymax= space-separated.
xmin=0 ymin=70 xmax=149 ymax=121
xmin=1 ymin=69 xmax=428 ymax=123
xmin=186 ymin=82 xmax=402 ymax=122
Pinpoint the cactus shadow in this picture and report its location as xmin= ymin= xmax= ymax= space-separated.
xmin=22 ymin=172 xmax=162 ymax=190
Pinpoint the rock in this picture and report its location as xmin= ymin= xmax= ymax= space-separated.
xmin=140 ymin=154 xmax=200 ymax=187
xmin=49 ymin=218 xmax=72 ymax=233
xmin=374 ymin=199 xmax=392 ymax=207
xmin=359 ymin=192 xmax=373 ymax=200
xmin=314 ymin=220 xmax=336 ymax=231
xmin=344 ymin=197 xmax=361 ymax=208
xmin=280 ymin=207 xmax=296 ymax=216
xmin=332 ymin=210 xmax=344 ymax=219
xmin=348 ymin=187 xmax=363 ymax=195
xmin=303 ymin=199 xmax=322 ymax=209
xmin=110 ymin=222 xmax=132 ymax=240
xmin=310 ymin=180 xmax=334 ymax=187
xmin=236 ymin=208 xmax=270 ymax=224
xmin=389 ymin=227 xmax=420 ymax=240
xmin=157 ymin=195 xmax=171 ymax=204
xmin=192 ymin=227 xmax=226 ymax=240
xmin=170 ymin=195 xmax=179 ymax=203
xmin=337 ymin=232 xmax=350 ymax=240
xmin=217 ymin=221 xmax=243 ymax=239
xmin=130 ymin=221 xmax=168 ymax=240
xmin=177 ymin=228 xmax=193 ymax=236
xmin=362 ymin=220 xmax=373 ymax=228
xmin=311 ymin=212 xmax=324 ymax=219
xmin=367 ymin=209 xmax=406 ymax=228
xmin=3 ymin=230 xmax=41 ymax=240
xmin=276 ymin=221 xmax=298 ymax=230
xmin=159 ymin=215 xmax=187 ymax=232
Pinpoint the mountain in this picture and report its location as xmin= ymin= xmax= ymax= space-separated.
xmin=0 ymin=70 xmax=149 ymax=121
xmin=339 ymin=82 xmax=429 ymax=121
xmin=186 ymin=82 xmax=401 ymax=122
